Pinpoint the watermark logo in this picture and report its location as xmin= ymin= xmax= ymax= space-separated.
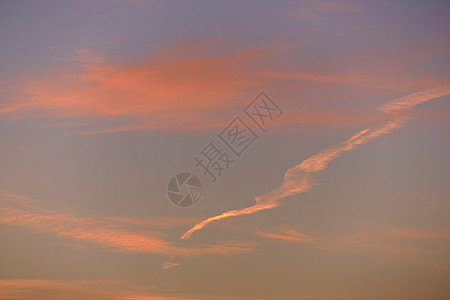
xmin=218 ymin=117 xmax=258 ymax=157
xmin=167 ymin=173 xmax=202 ymax=208
xmin=167 ymin=92 xmax=283 ymax=208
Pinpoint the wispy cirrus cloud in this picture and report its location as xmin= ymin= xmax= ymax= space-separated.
xmin=103 ymin=216 xmax=200 ymax=229
xmin=255 ymin=224 xmax=450 ymax=256
xmin=0 ymin=192 xmax=254 ymax=256
xmin=256 ymin=225 xmax=313 ymax=243
xmin=315 ymin=227 xmax=450 ymax=255
xmin=182 ymin=85 xmax=450 ymax=239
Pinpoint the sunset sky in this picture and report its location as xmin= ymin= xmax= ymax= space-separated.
xmin=1 ymin=1 xmax=450 ymax=299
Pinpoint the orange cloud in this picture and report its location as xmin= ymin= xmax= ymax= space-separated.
xmin=279 ymin=224 xmax=314 ymax=240
xmin=103 ymin=216 xmax=200 ymax=229
xmin=256 ymin=225 xmax=313 ymax=243
xmin=0 ymin=192 xmax=254 ymax=256
xmin=0 ymin=279 xmax=197 ymax=300
xmin=3 ymin=44 xmax=269 ymax=132
xmin=0 ymin=278 xmax=276 ymax=300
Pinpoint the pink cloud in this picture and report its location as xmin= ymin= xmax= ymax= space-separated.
xmin=2 ymin=36 xmax=447 ymax=133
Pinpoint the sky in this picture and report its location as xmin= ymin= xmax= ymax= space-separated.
xmin=1 ymin=1 xmax=450 ymax=299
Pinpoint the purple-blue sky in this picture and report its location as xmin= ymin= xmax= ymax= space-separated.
xmin=1 ymin=1 xmax=450 ymax=299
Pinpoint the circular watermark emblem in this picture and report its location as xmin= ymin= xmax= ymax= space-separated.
xmin=167 ymin=172 xmax=202 ymax=208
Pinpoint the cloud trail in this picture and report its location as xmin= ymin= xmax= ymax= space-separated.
xmin=181 ymin=85 xmax=450 ymax=239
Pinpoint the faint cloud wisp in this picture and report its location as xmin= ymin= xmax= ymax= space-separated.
xmin=182 ymin=85 xmax=450 ymax=239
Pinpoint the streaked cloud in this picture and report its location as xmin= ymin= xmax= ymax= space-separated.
xmin=182 ymin=85 xmax=450 ymax=239
xmin=316 ymin=227 xmax=450 ymax=255
xmin=0 ymin=279 xmax=193 ymax=300
xmin=256 ymin=225 xmax=313 ymax=243
xmin=0 ymin=279 xmax=276 ymax=300
xmin=0 ymin=192 xmax=254 ymax=256
xmin=104 ymin=216 xmax=200 ymax=229
xmin=255 ymin=224 xmax=450 ymax=255
xmin=2 ymin=34 xmax=446 ymax=133
xmin=2 ymin=43 xmax=270 ymax=132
